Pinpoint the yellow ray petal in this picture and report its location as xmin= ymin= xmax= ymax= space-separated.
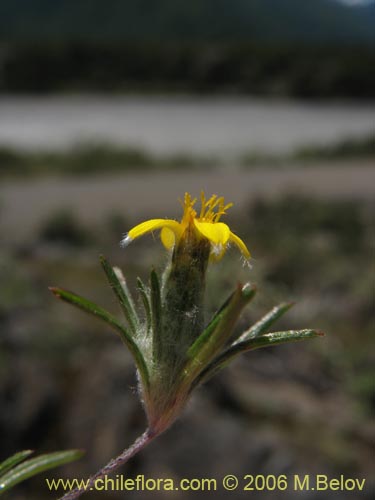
xmin=209 ymin=244 xmax=227 ymax=262
xmin=229 ymin=231 xmax=251 ymax=259
xmin=194 ymin=220 xmax=231 ymax=246
xmin=122 ymin=219 xmax=182 ymax=246
xmin=160 ymin=227 xmax=177 ymax=250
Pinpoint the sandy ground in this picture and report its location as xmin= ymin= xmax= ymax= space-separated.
xmin=1 ymin=161 xmax=374 ymax=244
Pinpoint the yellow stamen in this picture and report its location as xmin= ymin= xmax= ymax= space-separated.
xmin=122 ymin=191 xmax=251 ymax=262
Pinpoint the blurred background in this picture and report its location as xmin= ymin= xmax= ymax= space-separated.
xmin=0 ymin=1 xmax=374 ymax=499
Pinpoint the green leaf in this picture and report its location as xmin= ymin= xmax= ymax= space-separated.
xmin=150 ymin=269 xmax=162 ymax=361
xmin=0 ymin=450 xmax=83 ymax=495
xmin=100 ymin=255 xmax=139 ymax=335
xmin=49 ymin=287 xmax=150 ymax=389
xmin=234 ymin=302 xmax=294 ymax=344
xmin=193 ymin=329 xmax=324 ymax=388
xmin=137 ymin=277 xmax=151 ymax=333
xmin=184 ymin=283 xmax=256 ymax=383
xmin=236 ymin=329 xmax=324 ymax=352
xmin=0 ymin=451 xmax=33 ymax=477
xmin=197 ymin=286 xmax=245 ymax=338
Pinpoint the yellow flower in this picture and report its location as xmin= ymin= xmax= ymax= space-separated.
xmin=121 ymin=192 xmax=250 ymax=261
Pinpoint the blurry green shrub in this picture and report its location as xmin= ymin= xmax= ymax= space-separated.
xmin=250 ymin=195 xmax=365 ymax=253
xmin=2 ymin=42 xmax=375 ymax=97
xmin=0 ymin=143 xmax=215 ymax=178
xmin=39 ymin=210 xmax=92 ymax=247
xmin=0 ymin=147 xmax=31 ymax=175
xmin=63 ymin=144 xmax=154 ymax=173
xmin=294 ymin=135 xmax=375 ymax=161
xmin=246 ymin=195 xmax=369 ymax=291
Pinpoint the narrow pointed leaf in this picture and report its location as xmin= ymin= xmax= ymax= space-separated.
xmin=195 ymin=288 xmax=236 ymax=343
xmin=184 ymin=283 xmax=256 ymax=382
xmin=193 ymin=329 xmax=324 ymax=388
xmin=188 ymin=284 xmax=256 ymax=359
xmin=137 ymin=277 xmax=151 ymax=332
xmin=210 ymin=290 xmax=237 ymax=319
xmin=100 ymin=255 xmax=139 ymax=335
xmin=49 ymin=287 xmax=149 ymax=389
xmin=234 ymin=302 xmax=294 ymax=344
xmin=0 ymin=451 xmax=33 ymax=477
xmin=150 ymin=269 xmax=162 ymax=361
xmin=0 ymin=450 xmax=83 ymax=495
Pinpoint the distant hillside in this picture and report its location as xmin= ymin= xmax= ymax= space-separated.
xmin=1 ymin=0 xmax=374 ymax=96
xmin=0 ymin=0 xmax=374 ymax=44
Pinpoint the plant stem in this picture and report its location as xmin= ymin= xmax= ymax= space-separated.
xmin=58 ymin=428 xmax=155 ymax=500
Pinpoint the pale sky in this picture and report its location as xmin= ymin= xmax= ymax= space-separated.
xmin=339 ymin=0 xmax=374 ymax=5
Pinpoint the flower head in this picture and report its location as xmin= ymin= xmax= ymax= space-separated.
xmin=121 ymin=192 xmax=250 ymax=261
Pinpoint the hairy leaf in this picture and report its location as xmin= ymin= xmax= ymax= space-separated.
xmin=49 ymin=287 xmax=149 ymax=389
xmin=100 ymin=255 xmax=139 ymax=335
xmin=0 ymin=450 xmax=83 ymax=495
xmin=137 ymin=277 xmax=151 ymax=333
xmin=193 ymin=329 xmax=324 ymax=388
xmin=234 ymin=302 xmax=294 ymax=344
xmin=150 ymin=269 xmax=162 ymax=361
xmin=184 ymin=283 xmax=256 ymax=382
xmin=0 ymin=451 xmax=33 ymax=477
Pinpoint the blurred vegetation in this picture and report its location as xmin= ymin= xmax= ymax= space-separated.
xmin=292 ymin=135 xmax=375 ymax=162
xmin=0 ymin=41 xmax=374 ymax=97
xmin=39 ymin=210 xmax=92 ymax=248
xmin=1 ymin=0 xmax=374 ymax=44
xmin=1 ymin=1 xmax=374 ymax=101
xmin=240 ymin=134 xmax=375 ymax=167
xmin=0 ymin=143 xmax=216 ymax=178
xmin=0 ymin=134 xmax=374 ymax=178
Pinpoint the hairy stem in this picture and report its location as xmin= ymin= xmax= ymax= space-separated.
xmin=58 ymin=428 xmax=156 ymax=500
